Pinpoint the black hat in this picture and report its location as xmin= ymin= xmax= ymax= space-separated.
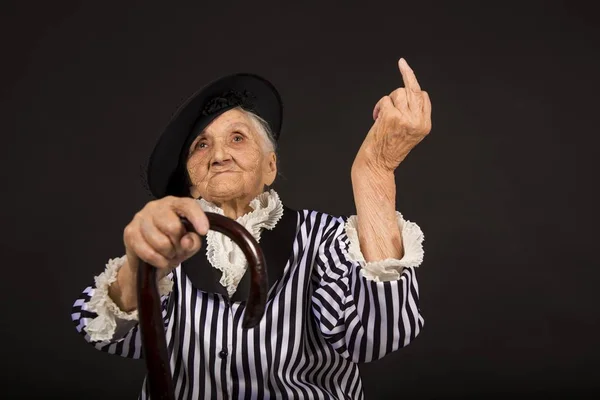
xmin=146 ymin=73 xmax=283 ymax=199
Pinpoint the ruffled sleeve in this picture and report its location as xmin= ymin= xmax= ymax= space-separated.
xmin=84 ymin=255 xmax=174 ymax=342
xmin=344 ymin=211 xmax=424 ymax=282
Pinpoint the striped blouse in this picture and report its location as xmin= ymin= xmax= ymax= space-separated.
xmin=71 ymin=200 xmax=425 ymax=399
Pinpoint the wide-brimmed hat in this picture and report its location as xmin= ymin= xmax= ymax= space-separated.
xmin=146 ymin=73 xmax=283 ymax=199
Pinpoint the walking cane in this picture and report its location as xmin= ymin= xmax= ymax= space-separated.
xmin=136 ymin=212 xmax=269 ymax=400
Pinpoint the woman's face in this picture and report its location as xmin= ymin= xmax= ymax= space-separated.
xmin=186 ymin=108 xmax=277 ymax=203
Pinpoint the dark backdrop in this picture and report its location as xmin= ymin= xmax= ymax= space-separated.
xmin=2 ymin=1 xmax=599 ymax=399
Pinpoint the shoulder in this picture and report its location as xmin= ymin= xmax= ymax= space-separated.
xmin=283 ymin=205 xmax=349 ymax=239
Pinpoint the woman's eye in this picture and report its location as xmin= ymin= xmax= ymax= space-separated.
xmin=233 ymin=134 xmax=244 ymax=142
xmin=196 ymin=142 xmax=207 ymax=149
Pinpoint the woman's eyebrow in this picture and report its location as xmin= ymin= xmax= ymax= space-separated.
xmin=192 ymin=133 xmax=208 ymax=144
xmin=228 ymin=121 xmax=252 ymax=131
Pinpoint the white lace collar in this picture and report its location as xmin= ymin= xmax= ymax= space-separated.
xmin=196 ymin=189 xmax=284 ymax=297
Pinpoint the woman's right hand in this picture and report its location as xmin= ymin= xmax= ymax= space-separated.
xmin=109 ymin=196 xmax=208 ymax=312
xmin=123 ymin=196 xmax=210 ymax=280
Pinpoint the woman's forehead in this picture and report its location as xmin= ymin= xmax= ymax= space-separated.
xmin=200 ymin=109 xmax=254 ymax=136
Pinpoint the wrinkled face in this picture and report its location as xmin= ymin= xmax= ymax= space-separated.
xmin=186 ymin=108 xmax=277 ymax=203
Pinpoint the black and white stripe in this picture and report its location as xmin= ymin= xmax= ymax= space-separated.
xmin=72 ymin=209 xmax=424 ymax=399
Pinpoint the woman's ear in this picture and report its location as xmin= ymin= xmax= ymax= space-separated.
xmin=264 ymin=151 xmax=277 ymax=186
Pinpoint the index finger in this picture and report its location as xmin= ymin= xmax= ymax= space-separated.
xmin=398 ymin=58 xmax=422 ymax=92
xmin=170 ymin=197 xmax=210 ymax=235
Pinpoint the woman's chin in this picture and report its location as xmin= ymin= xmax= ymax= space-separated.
xmin=205 ymin=180 xmax=244 ymax=201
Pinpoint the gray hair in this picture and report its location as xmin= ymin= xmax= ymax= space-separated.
xmin=239 ymin=107 xmax=281 ymax=188
xmin=237 ymin=106 xmax=278 ymax=155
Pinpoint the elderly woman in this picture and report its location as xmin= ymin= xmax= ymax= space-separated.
xmin=71 ymin=58 xmax=431 ymax=399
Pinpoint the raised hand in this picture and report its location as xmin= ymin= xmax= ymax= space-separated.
xmin=356 ymin=58 xmax=432 ymax=173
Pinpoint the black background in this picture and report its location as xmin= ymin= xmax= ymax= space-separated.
xmin=2 ymin=1 xmax=599 ymax=399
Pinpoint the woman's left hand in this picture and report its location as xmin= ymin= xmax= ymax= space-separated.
xmin=354 ymin=58 xmax=432 ymax=173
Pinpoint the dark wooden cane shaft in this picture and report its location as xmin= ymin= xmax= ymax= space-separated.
xmin=137 ymin=262 xmax=175 ymax=400
xmin=137 ymin=211 xmax=269 ymax=400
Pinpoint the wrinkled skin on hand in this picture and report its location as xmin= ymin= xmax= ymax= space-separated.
xmin=355 ymin=58 xmax=432 ymax=173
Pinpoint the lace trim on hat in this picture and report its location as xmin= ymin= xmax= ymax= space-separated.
xmin=197 ymin=189 xmax=283 ymax=297
xmin=344 ymin=211 xmax=425 ymax=282
xmin=85 ymin=255 xmax=173 ymax=342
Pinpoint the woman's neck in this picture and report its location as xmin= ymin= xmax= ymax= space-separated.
xmin=218 ymin=199 xmax=254 ymax=219
xmin=206 ymin=192 xmax=261 ymax=220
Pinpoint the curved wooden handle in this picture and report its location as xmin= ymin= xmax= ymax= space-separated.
xmin=136 ymin=212 xmax=269 ymax=400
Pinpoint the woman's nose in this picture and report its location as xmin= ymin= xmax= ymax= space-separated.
xmin=211 ymin=142 xmax=232 ymax=165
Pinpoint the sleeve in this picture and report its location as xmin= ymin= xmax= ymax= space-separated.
xmin=344 ymin=211 xmax=424 ymax=281
xmin=311 ymin=213 xmax=425 ymax=364
xmin=70 ymin=255 xmax=175 ymax=359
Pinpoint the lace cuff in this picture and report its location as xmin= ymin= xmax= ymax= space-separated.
xmin=85 ymin=255 xmax=174 ymax=342
xmin=344 ymin=211 xmax=425 ymax=282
